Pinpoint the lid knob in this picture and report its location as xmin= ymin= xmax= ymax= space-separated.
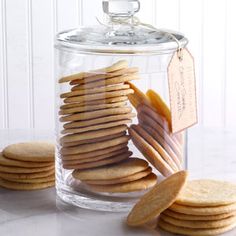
xmin=102 ymin=0 xmax=140 ymax=18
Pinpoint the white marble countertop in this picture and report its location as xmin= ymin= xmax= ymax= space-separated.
xmin=0 ymin=128 xmax=236 ymax=236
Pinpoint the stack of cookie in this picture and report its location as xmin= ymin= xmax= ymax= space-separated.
xmin=59 ymin=60 xmax=137 ymax=169
xmin=0 ymin=142 xmax=55 ymax=190
xmin=58 ymin=60 xmax=157 ymax=192
xmin=72 ymin=158 xmax=157 ymax=193
xmin=127 ymin=171 xmax=236 ymax=235
xmin=127 ymin=82 xmax=183 ymax=177
xmin=159 ymin=179 xmax=236 ymax=235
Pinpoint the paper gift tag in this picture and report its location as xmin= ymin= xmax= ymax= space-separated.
xmin=168 ymin=48 xmax=198 ymax=133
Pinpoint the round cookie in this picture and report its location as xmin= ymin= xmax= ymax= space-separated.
xmin=84 ymin=167 xmax=152 ymax=185
xmin=61 ymin=132 xmax=126 ymax=147
xmin=146 ymin=90 xmax=171 ymax=127
xmin=158 ymin=218 xmax=236 ymax=236
xmin=0 ymin=178 xmax=55 ymax=190
xmin=160 ymin=213 xmax=236 ymax=229
xmin=60 ymin=135 xmax=130 ymax=155
xmin=60 ymin=84 xmax=130 ymax=98
xmin=131 ymin=125 xmax=181 ymax=171
xmin=70 ymin=67 xmax=138 ymax=85
xmin=140 ymin=123 xmax=181 ymax=167
xmin=72 ymin=158 xmax=149 ymax=181
xmin=163 ymin=209 xmax=236 ymax=221
xmin=138 ymin=112 xmax=182 ymax=159
xmin=59 ymin=60 xmax=128 ymax=83
xmin=125 ymin=82 xmax=152 ymax=109
xmin=72 ymin=74 xmax=139 ymax=90
xmin=60 ymin=96 xmax=128 ymax=110
xmin=61 ymin=120 xmax=131 ymax=135
xmin=126 ymin=171 xmax=188 ymax=226
xmin=62 ymin=147 xmax=129 ymax=164
xmin=63 ymin=113 xmax=135 ymax=129
xmin=87 ymin=173 xmax=157 ymax=193
xmin=139 ymin=103 xmax=184 ymax=145
xmin=3 ymin=142 xmax=54 ymax=162
xmin=63 ymin=152 xmax=131 ymax=170
xmin=60 ymin=107 xmax=132 ymax=122
xmin=176 ymin=179 xmax=236 ymax=207
xmin=0 ymin=152 xmax=53 ymax=168
xmin=61 ymin=143 xmax=128 ymax=161
xmin=63 ymin=89 xmax=134 ymax=104
xmin=137 ymin=104 xmax=182 ymax=145
xmin=169 ymin=203 xmax=236 ymax=216
xmin=60 ymin=125 xmax=127 ymax=143
xmin=0 ymin=169 xmax=54 ymax=180
xmin=59 ymin=101 xmax=127 ymax=115
xmin=129 ymin=125 xmax=174 ymax=177
xmin=0 ymin=165 xmax=54 ymax=174
xmin=1 ymin=174 xmax=55 ymax=184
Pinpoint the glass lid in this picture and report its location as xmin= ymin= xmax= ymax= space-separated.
xmin=55 ymin=0 xmax=188 ymax=54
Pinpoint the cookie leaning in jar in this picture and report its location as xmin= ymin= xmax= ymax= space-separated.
xmin=131 ymin=125 xmax=181 ymax=171
xmin=126 ymin=82 xmax=184 ymax=177
xmin=129 ymin=125 xmax=175 ymax=177
xmin=137 ymin=107 xmax=182 ymax=160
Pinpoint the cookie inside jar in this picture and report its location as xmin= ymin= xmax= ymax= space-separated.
xmin=57 ymin=59 xmax=185 ymax=198
xmin=58 ymin=60 xmax=159 ymax=195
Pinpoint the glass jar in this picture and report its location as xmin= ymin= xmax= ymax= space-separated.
xmin=55 ymin=0 xmax=188 ymax=212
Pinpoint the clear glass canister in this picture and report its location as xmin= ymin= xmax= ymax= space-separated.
xmin=55 ymin=0 xmax=188 ymax=212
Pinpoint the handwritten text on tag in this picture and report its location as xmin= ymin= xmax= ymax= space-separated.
xmin=168 ymin=48 xmax=198 ymax=133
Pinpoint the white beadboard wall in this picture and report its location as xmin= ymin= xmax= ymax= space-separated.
xmin=0 ymin=0 xmax=236 ymax=129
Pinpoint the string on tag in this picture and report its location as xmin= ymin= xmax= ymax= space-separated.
xmin=96 ymin=15 xmax=183 ymax=61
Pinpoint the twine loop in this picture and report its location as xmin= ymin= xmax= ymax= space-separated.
xmin=96 ymin=15 xmax=183 ymax=60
